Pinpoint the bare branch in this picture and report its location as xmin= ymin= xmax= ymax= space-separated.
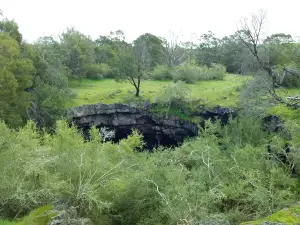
xmin=163 ymin=30 xmax=186 ymax=66
xmin=236 ymin=10 xmax=300 ymax=106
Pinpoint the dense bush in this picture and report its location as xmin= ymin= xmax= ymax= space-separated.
xmin=282 ymin=74 xmax=300 ymax=88
xmin=86 ymin=63 xmax=112 ymax=79
xmin=172 ymin=62 xmax=226 ymax=83
xmin=273 ymin=65 xmax=300 ymax=88
xmin=239 ymin=72 xmax=276 ymax=118
xmin=156 ymin=81 xmax=190 ymax=107
xmin=150 ymin=65 xmax=174 ymax=80
xmin=173 ymin=63 xmax=201 ymax=83
xmin=1 ymin=117 xmax=299 ymax=225
xmin=206 ymin=63 xmax=226 ymax=80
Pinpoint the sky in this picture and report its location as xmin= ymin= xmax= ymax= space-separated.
xmin=1 ymin=0 xmax=300 ymax=43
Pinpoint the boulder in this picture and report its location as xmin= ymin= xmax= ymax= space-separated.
xmin=48 ymin=205 xmax=93 ymax=225
xmin=201 ymin=106 xmax=237 ymax=124
xmin=263 ymin=115 xmax=283 ymax=133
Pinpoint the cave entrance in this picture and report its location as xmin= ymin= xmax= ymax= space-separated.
xmin=96 ymin=125 xmax=183 ymax=150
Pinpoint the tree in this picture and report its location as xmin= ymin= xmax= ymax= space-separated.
xmin=114 ymin=48 xmax=140 ymax=96
xmin=94 ymin=44 xmax=115 ymax=65
xmin=27 ymin=36 xmax=74 ymax=128
xmin=162 ymin=31 xmax=186 ymax=66
xmin=263 ymin=33 xmax=298 ymax=67
xmin=219 ymin=33 xmax=257 ymax=74
xmin=0 ymin=33 xmax=34 ymax=127
xmin=114 ymin=35 xmax=155 ymax=97
xmin=60 ymin=28 xmax=95 ymax=78
xmin=182 ymin=35 xmax=197 ymax=62
xmin=134 ymin=33 xmax=166 ymax=69
xmin=0 ymin=18 xmax=22 ymax=44
xmin=94 ymin=30 xmax=131 ymax=71
xmin=196 ymin=31 xmax=222 ymax=67
xmin=237 ymin=10 xmax=300 ymax=105
xmin=131 ymin=35 xmax=156 ymax=96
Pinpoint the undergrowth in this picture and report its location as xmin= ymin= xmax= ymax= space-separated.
xmin=1 ymin=116 xmax=300 ymax=224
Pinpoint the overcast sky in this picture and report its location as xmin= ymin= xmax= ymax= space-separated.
xmin=2 ymin=0 xmax=300 ymax=43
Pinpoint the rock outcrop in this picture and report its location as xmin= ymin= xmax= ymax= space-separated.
xmin=48 ymin=205 xmax=93 ymax=225
xmin=201 ymin=105 xmax=238 ymax=123
xmin=263 ymin=115 xmax=283 ymax=133
xmin=68 ymin=102 xmax=199 ymax=149
xmin=67 ymin=102 xmax=237 ymax=149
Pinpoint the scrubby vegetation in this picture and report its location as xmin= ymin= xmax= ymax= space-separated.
xmin=1 ymin=118 xmax=300 ymax=225
xmin=1 ymin=7 xmax=300 ymax=225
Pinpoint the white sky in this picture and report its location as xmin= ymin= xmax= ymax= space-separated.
xmin=1 ymin=0 xmax=300 ymax=43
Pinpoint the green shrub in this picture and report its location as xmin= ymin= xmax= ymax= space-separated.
xmin=173 ymin=63 xmax=201 ymax=84
xmin=281 ymin=70 xmax=300 ymax=88
xmin=0 ymin=118 xmax=299 ymax=225
xmin=172 ymin=62 xmax=226 ymax=83
xmin=214 ymin=116 xmax=270 ymax=148
xmin=86 ymin=63 xmax=112 ymax=79
xmin=0 ymin=205 xmax=56 ymax=225
xmin=151 ymin=65 xmax=174 ymax=80
xmin=275 ymin=64 xmax=300 ymax=88
xmin=240 ymin=72 xmax=276 ymax=118
xmin=16 ymin=205 xmax=56 ymax=225
xmin=156 ymin=81 xmax=190 ymax=107
xmin=169 ymin=120 xmax=297 ymax=222
xmin=206 ymin=63 xmax=226 ymax=80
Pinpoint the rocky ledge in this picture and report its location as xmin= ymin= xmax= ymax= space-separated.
xmin=67 ymin=102 xmax=235 ymax=149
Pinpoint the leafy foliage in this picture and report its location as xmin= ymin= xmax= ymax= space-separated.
xmin=0 ymin=32 xmax=34 ymax=127
xmin=28 ymin=36 xmax=74 ymax=128
xmin=156 ymin=81 xmax=190 ymax=107
xmin=173 ymin=62 xmax=226 ymax=84
xmin=86 ymin=63 xmax=112 ymax=79
xmin=0 ymin=205 xmax=56 ymax=225
xmin=173 ymin=62 xmax=202 ymax=83
xmin=150 ymin=64 xmax=174 ymax=80
xmin=60 ymin=28 xmax=95 ymax=78
xmin=240 ymin=73 xmax=276 ymax=118
xmin=0 ymin=18 xmax=22 ymax=43
xmin=133 ymin=33 xmax=166 ymax=69
xmin=1 ymin=8 xmax=300 ymax=225
xmin=1 ymin=118 xmax=299 ymax=224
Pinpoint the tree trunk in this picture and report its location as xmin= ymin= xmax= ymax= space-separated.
xmin=135 ymin=87 xmax=140 ymax=97
xmin=135 ymin=77 xmax=141 ymax=97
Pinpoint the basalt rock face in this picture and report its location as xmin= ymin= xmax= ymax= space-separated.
xmin=200 ymin=105 xmax=238 ymax=124
xmin=263 ymin=115 xmax=283 ymax=133
xmin=68 ymin=102 xmax=199 ymax=149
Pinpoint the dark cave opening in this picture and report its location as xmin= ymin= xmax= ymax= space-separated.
xmin=82 ymin=125 xmax=186 ymax=150
xmin=103 ymin=126 xmax=183 ymax=150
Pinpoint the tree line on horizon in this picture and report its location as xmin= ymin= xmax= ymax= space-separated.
xmin=1 ymin=9 xmax=300 ymax=129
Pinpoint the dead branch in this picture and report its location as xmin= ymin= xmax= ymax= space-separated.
xmin=163 ymin=31 xmax=186 ymax=66
xmin=237 ymin=10 xmax=300 ymax=108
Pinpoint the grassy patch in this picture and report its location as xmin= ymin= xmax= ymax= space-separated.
xmin=68 ymin=75 xmax=299 ymax=123
xmin=269 ymin=87 xmax=300 ymax=121
xmin=241 ymin=204 xmax=300 ymax=225
xmin=68 ymin=75 xmax=250 ymax=107
xmin=0 ymin=205 xmax=56 ymax=225
xmin=0 ymin=220 xmax=14 ymax=225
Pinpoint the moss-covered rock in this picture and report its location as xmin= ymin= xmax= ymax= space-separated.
xmin=241 ymin=203 xmax=300 ymax=225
